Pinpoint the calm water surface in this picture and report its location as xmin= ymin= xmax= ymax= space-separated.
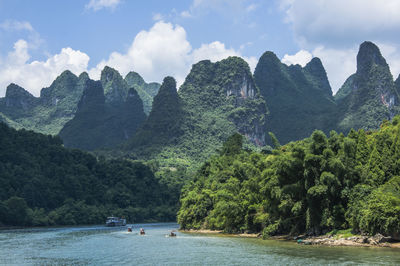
xmin=1 ymin=223 xmax=400 ymax=265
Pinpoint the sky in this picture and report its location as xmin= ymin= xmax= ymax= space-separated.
xmin=1 ymin=0 xmax=400 ymax=97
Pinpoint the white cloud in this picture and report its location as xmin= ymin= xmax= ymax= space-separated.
xmin=377 ymin=42 xmax=400 ymax=81
xmin=281 ymin=47 xmax=358 ymax=94
xmin=89 ymin=21 xmax=192 ymax=86
xmin=181 ymin=0 xmax=252 ymax=19
xmin=282 ymin=50 xmax=312 ymax=67
xmin=311 ymin=46 xmax=357 ymax=94
xmin=0 ymin=19 xmax=43 ymax=49
xmin=152 ymin=13 xmax=164 ymax=21
xmin=0 ymin=40 xmax=90 ymax=97
xmin=89 ymin=21 xmax=254 ymax=87
xmin=283 ymin=44 xmax=400 ymax=94
xmin=246 ymin=4 xmax=257 ymax=12
xmin=0 ymin=21 xmax=255 ymax=96
xmin=192 ymin=41 xmax=257 ymax=72
xmin=180 ymin=11 xmax=192 ymax=18
xmin=280 ymin=0 xmax=400 ymax=92
xmin=281 ymin=0 xmax=400 ymax=47
xmin=85 ymin=0 xmax=121 ymax=11
xmin=0 ymin=20 xmax=33 ymax=32
xmin=192 ymin=41 xmax=238 ymax=63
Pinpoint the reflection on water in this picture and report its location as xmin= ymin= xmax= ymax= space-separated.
xmin=1 ymin=223 xmax=400 ymax=265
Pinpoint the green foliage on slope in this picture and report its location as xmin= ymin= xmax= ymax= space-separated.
xmin=59 ymin=80 xmax=146 ymax=151
xmin=178 ymin=116 xmax=400 ymax=238
xmin=335 ymin=41 xmax=400 ymax=134
xmin=0 ymin=122 xmax=176 ymax=227
xmin=123 ymin=57 xmax=267 ymax=174
xmin=254 ymin=52 xmax=336 ymax=144
xmin=0 ymin=71 xmax=87 ymax=135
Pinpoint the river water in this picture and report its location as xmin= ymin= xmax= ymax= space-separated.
xmin=1 ymin=223 xmax=399 ymax=265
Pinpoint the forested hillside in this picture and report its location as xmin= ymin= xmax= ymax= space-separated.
xmin=178 ymin=116 xmax=400 ymax=239
xmin=254 ymin=52 xmax=336 ymax=144
xmin=0 ymin=71 xmax=87 ymax=135
xmin=59 ymin=79 xmax=146 ymax=150
xmin=124 ymin=57 xmax=267 ymax=172
xmin=335 ymin=41 xmax=400 ymax=133
xmin=0 ymin=122 xmax=177 ymax=227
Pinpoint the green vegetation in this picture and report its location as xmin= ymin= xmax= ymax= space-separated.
xmin=0 ymin=122 xmax=176 ymax=227
xmin=123 ymin=57 xmax=267 ymax=174
xmin=178 ymin=116 xmax=400 ymax=239
xmin=59 ymin=79 xmax=146 ymax=151
xmin=125 ymin=71 xmax=160 ymax=115
xmin=1 ymin=41 xmax=400 ymax=234
xmin=254 ymin=52 xmax=337 ymax=144
xmin=327 ymin=228 xmax=356 ymax=239
xmin=0 ymin=71 xmax=87 ymax=135
xmin=0 ymin=67 xmax=157 ymax=138
xmin=335 ymin=41 xmax=400 ymax=134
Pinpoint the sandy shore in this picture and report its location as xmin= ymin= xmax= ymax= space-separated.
xmin=180 ymin=229 xmax=400 ymax=248
xmin=180 ymin=229 xmax=260 ymax=238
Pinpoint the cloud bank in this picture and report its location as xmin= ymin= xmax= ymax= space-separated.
xmin=0 ymin=40 xmax=89 ymax=96
xmin=85 ymin=0 xmax=121 ymax=12
xmin=280 ymin=0 xmax=400 ymax=93
xmin=89 ymin=21 xmax=257 ymax=86
xmin=0 ymin=21 xmax=255 ymax=96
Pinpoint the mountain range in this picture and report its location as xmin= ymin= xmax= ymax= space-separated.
xmin=1 ymin=41 xmax=399 ymax=166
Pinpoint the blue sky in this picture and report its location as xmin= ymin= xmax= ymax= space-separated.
xmin=1 ymin=0 xmax=400 ymax=96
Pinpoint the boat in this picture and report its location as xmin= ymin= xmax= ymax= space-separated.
xmin=105 ymin=216 xmax=126 ymax=227
xmin=165 ymin=230 xmax=177 ymax=237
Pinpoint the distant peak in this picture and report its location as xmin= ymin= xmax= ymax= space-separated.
xmin=306 ymin=57 xmax=323 ymax=67
xmin=79 ymin=72 xmax=89 ymax=80
xmin=101 ymin=66 xmax=122 ymax=81
xmin=357 ymin=41 xmax=388 ymax=74
xmin=161 ymin=76 xmax=177 ymax=91
xmin=54 ymin=70 xmax=78 ymax=82
xmin=5 ymin=83 xmax=36 ymax=109
xmin=60 ymin=69 xmax=74 ymax=77
xmin=5 ymin=83 xmax=32 ymax=98
xmin=254 ymin=51 xmax=283 ymax=80
xmin=259 ymin=51 xmax=280 ymax=63
xmin=102 ymin=65 xmax=117 ymax=73
xmin=304 ymin=57 xmax=326 ymax=75
xmin=192 ymin=59 xmax=213 ymax=68
xmin=125 ymin=71 xmax=145 ymax=86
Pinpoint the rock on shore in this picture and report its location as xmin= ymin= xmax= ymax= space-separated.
xmin=297 ymin=234 xmax=399 ymax=248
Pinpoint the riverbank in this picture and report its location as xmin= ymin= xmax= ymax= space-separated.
xmin=294 ymin=234 xmax=400 ymax=248
xmin=180 ymin=229 xmax=400 ymax=248
xmin=180 ymin=229 xmax=260 ymax=238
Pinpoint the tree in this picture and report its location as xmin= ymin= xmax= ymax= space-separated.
xmin=5 ymin=197 xmax=31 ymax=226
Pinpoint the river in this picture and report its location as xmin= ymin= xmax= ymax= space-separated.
xmin=1 ymin=223 xmax=399 ymax=265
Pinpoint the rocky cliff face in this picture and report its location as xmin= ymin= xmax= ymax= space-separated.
xmin=335 ymin=41 xmax=398 ymax=133
xmin=101 ymin=66 xmax=129 ymax=105
xmin=395 ymin=75 xmax=400 ymax=105
xmin=40 ymin=70 xmax=80 ymax=106
xmin=254 ymin=51 xmax=336 ymax=144
xmin=4 ymin=83 xmax=38 ymax=111
xmin=180 ymin=57 xmax=267 ymax=146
